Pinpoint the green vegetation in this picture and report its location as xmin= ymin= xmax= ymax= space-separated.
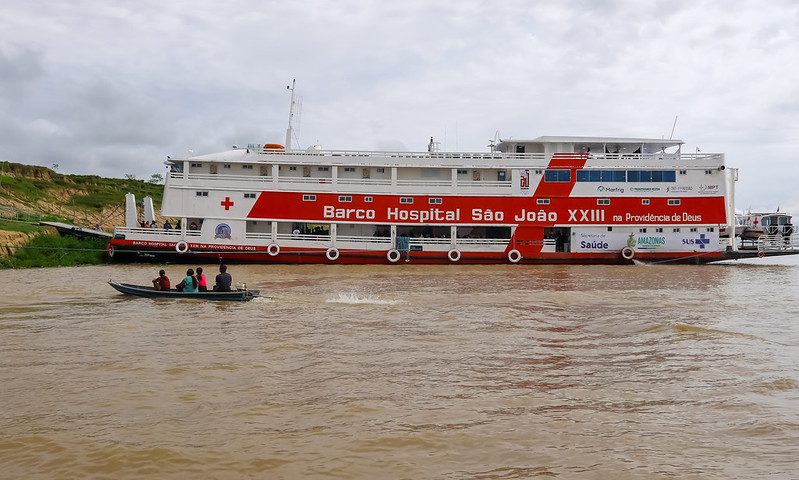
xmin=0 ymin=219 xmax=46 ymax=234
xmin=0 ymin=161 xmax=163 ymax=212
xmin=0 ymin=234 xmax=107 ymax=269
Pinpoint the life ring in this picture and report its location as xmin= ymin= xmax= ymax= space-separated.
xmin=175 ymin=241 xmax=189 ymax=254
xmin=621 ymin=246 xmax=635 ymax=260
xmin=447 ymin=248 xmax=461 ymax=262
xmin=507 ymin=249 xmax=522 ymax=263
xmin=267 ymin=243 xmax=280 ymax=256
xmin=326 ymin=247 xmax=340 ymax=261
xmin=387 ymin=249 xmax=401 ymax=263
xmin=757 ymin=251 xmax=765 ymax=258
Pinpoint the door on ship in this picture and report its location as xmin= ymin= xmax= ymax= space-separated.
xmin=544 ymin=227 xmax=571 ymax=252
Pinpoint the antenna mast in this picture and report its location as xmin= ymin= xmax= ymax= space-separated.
xmin=669 ymin=115 xmax=678 ymax=140
xmin=285 ymin=79 xmax=296 ymax=151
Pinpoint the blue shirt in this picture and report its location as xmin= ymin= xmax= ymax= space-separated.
xmin=182 ymin=276 xmax=198 ymax=292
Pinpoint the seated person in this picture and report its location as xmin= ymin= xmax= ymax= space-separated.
xmin=151 ymin=269 xmax=171 ymax=290
xmin=195 ymin=266 xmax=207 ymax=292
xmin=213 ymin=264 xmax=233 ymax=292
xmin=175 ymin=268 xmax=198 ymax=292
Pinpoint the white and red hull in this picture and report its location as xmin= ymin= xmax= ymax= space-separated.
xmin=109 ymin=136 xmax=796 ymax=264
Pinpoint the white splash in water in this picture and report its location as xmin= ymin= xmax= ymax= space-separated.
xmin=326 ymin=292 xmax=402 ymax=305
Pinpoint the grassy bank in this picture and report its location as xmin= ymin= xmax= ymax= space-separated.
xmin=0 ymin=234 xmax=108 ymax=269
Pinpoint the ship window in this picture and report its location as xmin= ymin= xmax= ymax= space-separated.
xmin=457 ymin=169 xmax=468 ymax=175
xmin=429 ymin=197 xmax=443 ymax=205
xmin=376 ymin=168 xmax=385 ymax=173
xmin=667 ymin=199 xmax=681 ymax=205
xmin=707 ymin=227 xmax=715 ymax=232
xmin=302 ymin=194 xmax=316 ymax=201
xmin=642 ymin=199 xmax=650 ymax=205
xmin=704 ymin=170 xmax=713 ymax=175
xmin=243 ymin=193 xmax=256 ymax=199
xmin=656 ymin=228 xmax=663 ymax=233
xmin=242 ymin=164 xmax=253 ymax=169
xmin=364 ymin=196 xmax=373 ymax=203
xmin=289 ymin=166 xmax=297 ymax=171
xmin=607 ymin=227 xmax=613 ymax=232
xmin=191 ymin=162 xmax=202 ymax=168
xmin=597 ymin=198 xmax=610 ymax=205
xmin=663 ymin=171 xmax=676 ymax=182
xmin=195 ymin=191 xmax=208 ymax=197
xmin=537 ymin=198 xmax=550 ymax=205
xmin=690 ymin=227 xmax=698 ymax=232
xmin=224 ymin=164 xmax=232 ymax=169
xmin=535 ymin=170 xmax=543 ymax=175
xmin=515 ymin=145 xmax=526 ymax=154
xmin=318 ymin=166 xmax=330 ymax=172
xmin=639 ymin=228 xmax=647 ymax=233
xmin=343 ymin=167 xmax=355 ymax=172
xmin=544 ymin=169 xmax=570 ymax=182
xmin=679 ymin=170 xmax=687 ymax=175
xmin=400 ymin=197 xmax=414 ymax=204
xmin=673 ymin=228 xmax=681 ymax=232
xmin=339 ymin=195 xmax=352 ymax=202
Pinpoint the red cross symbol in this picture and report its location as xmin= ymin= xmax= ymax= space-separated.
xmin=220 ymin=197 xmax=234 ymax=210
xmin=752 ymin=217 xmax=759 ymax=226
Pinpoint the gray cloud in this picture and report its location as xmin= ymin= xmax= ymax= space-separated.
xmin=0 ymin=0 xmax=797 ymax=210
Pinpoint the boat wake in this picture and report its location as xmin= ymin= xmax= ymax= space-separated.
xmin=326 ymin=292 xmax=402 ymax=305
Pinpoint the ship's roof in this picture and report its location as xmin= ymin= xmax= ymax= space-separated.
xmin=497 ymin=136 xmax=684 ymax=146
xmin=188 ymin=149 xmax=249 ymax=161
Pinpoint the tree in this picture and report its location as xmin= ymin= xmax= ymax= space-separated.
xmin=124 ymin=173 xmax=136 ymax=180
xmin=149 ymin=173 xmax=164 ymax=184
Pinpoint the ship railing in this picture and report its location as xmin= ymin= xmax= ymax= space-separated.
xmin=176 ymin=173 xmax=274 ymax=182
xmin=336 ymin=235 xmax=392 ymax=244
xmin=113 ymin=227 xmax=202 ymax=237
xmin=337 ymin=178 xmax=393 ymax=186
xmin=275 ymin=233 xmax=332 ymax=242
xmin=396 ymin=179 xmax=452 ymax=187
xmin=409 ymin=237 xmax=451 ymax=245
xmin=277 ymin=177 xmax=333 ymax=184
xmin=456 ymin=180 xmax=513 ymax=188
xmin=757 ymin=234 xmax=797 ymax=251
xmin=455 ymin=238 xmax=511 ymax=245
xmin=242 ymin=145 xmax=724 ymax=167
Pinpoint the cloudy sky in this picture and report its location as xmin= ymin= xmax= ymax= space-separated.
xmin=1 ymin=0 xmax=797 ymax=211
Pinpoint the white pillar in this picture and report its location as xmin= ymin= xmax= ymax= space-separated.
xmin=124 ymin=193 xmax=137 ymax=228
xmin=271 ymin=221 xmax=277 ymax=242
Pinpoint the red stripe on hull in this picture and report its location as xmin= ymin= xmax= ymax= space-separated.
xmin=107 ymin=239 xmax=728 ymax=265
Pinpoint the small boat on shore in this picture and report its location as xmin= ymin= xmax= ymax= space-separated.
xmin=109 ymin=281 xmax=260 ymax=301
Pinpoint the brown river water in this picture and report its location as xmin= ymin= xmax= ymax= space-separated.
xmin=1 ymin=259 xmax=798 ymax=479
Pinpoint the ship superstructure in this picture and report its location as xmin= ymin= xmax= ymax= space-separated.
xmin=107 ymin=132 xmax=796 ymax=264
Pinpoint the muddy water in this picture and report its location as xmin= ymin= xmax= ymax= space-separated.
xmin=1 ymin=260 xmax=798 ymax=479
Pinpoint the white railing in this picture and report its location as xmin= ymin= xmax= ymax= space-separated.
xmin=396 ymin=179 xmax=452 ymax=187
xmin=277 ymin=177 xmax=332 ymax=184
xmin=336 ymin=235 xmax=392 ymax=244
xmin=114 ymin=227 xmax=202 ymax=237
xmin=275 ymin=233 xmax=331 ymax=242
xmin=455 ymin=238 xmax=511 ymax=245
xmin=456 ymin=180 xmax=513 ymax=188
xmin=409 ymin=237 xmax=451 ymax=245
xmin=337 ymin=178 xmax=392 ymax=186
xmin=757 ymin=234 xmax=797 ymax=251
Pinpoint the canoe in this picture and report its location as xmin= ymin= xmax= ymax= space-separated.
xmin=108 ymin=281 xmax=260 ymax=301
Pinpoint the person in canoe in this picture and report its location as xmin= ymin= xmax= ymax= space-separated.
xmin=151 ymin=269 xmax=171 ymax=291
xmin=176 ymin=268 xmax=198 ymax=292
xmin=196 ymin=266 xmax=208 ymax=292
xmin=213 ymin=264 xmax=232 ymax=292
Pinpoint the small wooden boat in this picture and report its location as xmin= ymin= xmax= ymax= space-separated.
xmin=109 ymin=281 xmax=260 ymax=301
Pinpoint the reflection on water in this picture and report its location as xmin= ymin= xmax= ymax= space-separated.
xmin=1 ymin=260 xmax=798 ymax=479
